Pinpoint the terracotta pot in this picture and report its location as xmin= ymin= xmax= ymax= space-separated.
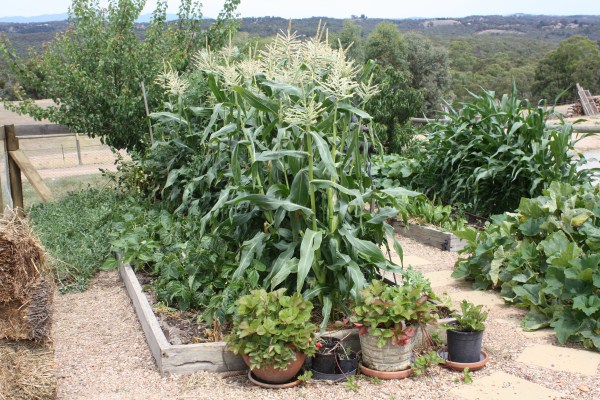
xmin=359 ymin=363 xmax=413 ymax=380
xmin=359 ymin=331 xmax=415 ymax=372
xmin=242 ymin=352 xmax=306 ymax=384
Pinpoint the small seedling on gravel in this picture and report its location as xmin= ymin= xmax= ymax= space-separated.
xmin=298 ymin=370 xmax=313 ymax=382
xmin=345 ymin=376 xmax=359 ymax=392
xmin=369 ymin=376 xmax=382 ymax=385
xmin=462 ymin=367 xmax=473 ymax=383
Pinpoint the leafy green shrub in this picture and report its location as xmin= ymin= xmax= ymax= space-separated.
xmin=28 ymin=188 xmax=121 ymax=292
xmin=227 ymin=289 xmax=317 ymax=369
xmin=412 ymin=87 xmax=598 ymax=216
xmin=454 ymin=182 xmax=600 ymax=350
xmin=413 ymin=350 xmax=445 ymax=376
xmin=353 ymin=271 xmax=438 ymax=347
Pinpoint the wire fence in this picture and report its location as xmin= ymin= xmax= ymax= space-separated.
xmin=1 ymin=133 xmax=124 ymax=208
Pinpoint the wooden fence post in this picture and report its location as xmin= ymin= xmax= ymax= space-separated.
xmin=75 ymin=133 xmax=83 ymax=165
xmin=0 ymin=126 xmax=4 ymax=212
xmin=5 ymin=125 xmax=24 ymax=213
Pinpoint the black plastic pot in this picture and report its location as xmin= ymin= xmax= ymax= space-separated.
xmin=337 ymin=353 xmax=358 ymax=373
xmin=311 ymin=337 xmax=340 ymax=374
xmin=447 ymin=329 xmax=483 ymax=363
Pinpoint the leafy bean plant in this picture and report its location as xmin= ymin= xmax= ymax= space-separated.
xmin=454 ymin=182 xmax=600 ymax=350
xmin=149 ymin=28 xmax=409 ymax=327
xmin=412 ymin=86 xmax=599 ymax=216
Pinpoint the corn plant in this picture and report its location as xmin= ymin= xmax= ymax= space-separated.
xmin=150 ymin=28 xmax=414 ymax=327
xmin=411 ymin=86 xmax=599 ymax=216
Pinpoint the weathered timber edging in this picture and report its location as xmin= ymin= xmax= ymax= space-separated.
xmin=391 ymin=219 xmax=467 ymax=252
xmin=119 ymin=262 xmax=247 ymax=376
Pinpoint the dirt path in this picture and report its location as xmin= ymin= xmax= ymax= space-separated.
xmin=51 ymin=236 xmax=600 ymax=400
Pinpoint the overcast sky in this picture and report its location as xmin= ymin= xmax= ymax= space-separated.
xmin=2 ymin=0 xmax=600 ymax=19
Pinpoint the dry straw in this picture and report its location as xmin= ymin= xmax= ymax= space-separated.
xmin=0 ymin=209 xmax=48 ymax=304
xmin=0 ymin=340 xmax=56 ymax=400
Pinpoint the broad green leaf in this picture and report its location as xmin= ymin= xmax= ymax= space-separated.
xmin=337 ymin=103 xmax=372 ymax=119
xmin=255 ymin=150 xmax=308 ymax=162
xmin=231 ymin=86 xmax=278 ymax=114
xmin=572 ymin=295 xmax=600 ymax=317
xmin=297 ymin=229 xmax=323 ymax=293
xmin=233 ymin=232 xmax=268 ymax=279
xmin=228 ymin=194 xmax=312 ymax=215
xmin=521 ymin=310 xmax=551 ymax=331
xmin=308 ymin=131 xmax=338 ymax=179
xmin=320 ymin=296 xmax=333 ymax=331
xmin=538 ymin=231 xmax=570 ymax=257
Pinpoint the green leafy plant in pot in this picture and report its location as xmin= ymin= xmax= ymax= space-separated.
xmin=227 ymin=289 xmax=317 ymax=384
xmin=353 ymin=272 xmax=437 ymax=372
xmin=445 ymin=300 xmax=488 ymax=363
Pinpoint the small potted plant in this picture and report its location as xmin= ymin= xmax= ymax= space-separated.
xmin=227 ymin=288 xmax=317 ymax=384
xmin=353 ymin=272 xmax=437 ymax=378
xmin=445 ymin=300 xmax=488 ymax=363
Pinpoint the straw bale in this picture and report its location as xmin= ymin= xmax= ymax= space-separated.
xmin=0 ymin=276 xmax=54 ymax=342
xmin=0 ymin=339 xmax=56 ymax=400
xmin=0 ymin=210 xmax=47 ymax=304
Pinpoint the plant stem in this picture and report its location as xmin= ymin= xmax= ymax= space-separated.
xmin=306 ymin=128 xmax=317 ymax=231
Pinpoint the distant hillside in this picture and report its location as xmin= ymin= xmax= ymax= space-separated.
xmin=0 ymin=12 xmax=180 ymax=23
xmin=1 ymin=14 xmax=599 ymax=56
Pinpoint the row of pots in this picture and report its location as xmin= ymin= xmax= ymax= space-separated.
xmin=245 ymin=326 xmax=485 ymax=385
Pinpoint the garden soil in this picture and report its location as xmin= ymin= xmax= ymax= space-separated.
xmin=51 ymin=236 xmax=599 ymax=400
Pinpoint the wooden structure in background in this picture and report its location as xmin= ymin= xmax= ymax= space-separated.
xmin=577 ymin=83 xmax=599 ymax=116
xmin=2 ymin=124 xmax=54 ymax=213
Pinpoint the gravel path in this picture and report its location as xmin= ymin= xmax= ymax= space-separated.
xmin=52 ymin=236 xmax=600 ymax=400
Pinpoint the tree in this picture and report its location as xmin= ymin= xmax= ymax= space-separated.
xmin=364 ymin=22 xmax=407 ymax=70
xmin=1 ymin=0 xmax=240 ymax=151
xmin=533 ymin=35 xmax=600 ymax=102
xmin=404 ymin=32 xmax=450 ymax=111
xmin=330 ymin=21 xmax=364 ymax=64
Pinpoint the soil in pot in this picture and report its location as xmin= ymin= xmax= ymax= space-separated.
xmin=242 ymin=353 xmax=306 ymax=384
xmin=360 ymin=333 xmax=415 ymax=372
xmin=446 ymin=329 xmax=483 ymax=363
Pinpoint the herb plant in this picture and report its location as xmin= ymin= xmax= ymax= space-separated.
xmin=227 ymin=289 xmax=317 ymax=369
xmin=353 ymin=271 xmax=438 ymax=347
xmin=454 ymin=182 xmax=600 ymax=350
xmin=450 ymin=300 xmax=487 ymax=332
xmin=412 ymin=350 xmax=445 ymax=376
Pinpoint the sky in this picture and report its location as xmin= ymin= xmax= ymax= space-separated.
xmin=2 ymin=0 xmax=600 ymax=19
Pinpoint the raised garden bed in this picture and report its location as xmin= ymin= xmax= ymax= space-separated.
xmin=391 ymin=219 xmax=467 ymax=252
xmin=119 ymin=261 xmax=246 ymax=376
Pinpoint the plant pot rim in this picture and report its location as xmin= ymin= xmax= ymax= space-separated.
xmin=247 ymin=371 xmax=302 ymax=389
xmin=447 ymin=328 xmax=485 ymax=334
xmin=438 ymin=348 xmax=489 ymax=371
xmin=359 ymin=363 xmax=413 ymax=379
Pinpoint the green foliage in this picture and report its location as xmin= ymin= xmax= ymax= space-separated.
xmin=365 ymin=22 xmax=407 ymax=70
xmin=533 ymin=35 xmax=600 ymax=102
xmin=297 ymin=370 xmax=313 ymax=382
xmin=411 ymin=86 xmax=598 ymax=216
xmin=137 ymin=30 xmax=406 ymax=328
xmin=404 ymin=32 xmax=450 ymax=110
xmin=412 ymin=350 xmax=445 ymax=376
xmin=110 ymin=201 xmax=258 ymax=324
xmin=365 ymin=67 xmax=424 ymax=153
xmin=28 ymin=188 xmax=121 ymax=292
xmin=462 ymin=367 xmax=473 ymax=383
xmin=330 ymin=21 xmax=365 ymax=64
xmin=227 ymin=289 xmax=317 ymax=369
xmin=353 ymin=273 xmax=438 ymax=347
xmin=345 ymin=376 xmax=360 ymax=392
xmin=450 ymin=300 xmax=488 ymax=332
xmin=0 ymin=0 xmax=240 ymax=151
xmin=454 ymin=182 xmax=600 ymax=350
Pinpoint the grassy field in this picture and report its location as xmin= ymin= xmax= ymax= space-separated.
xmin=22 ymin=173 xmax=115 ymax=209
